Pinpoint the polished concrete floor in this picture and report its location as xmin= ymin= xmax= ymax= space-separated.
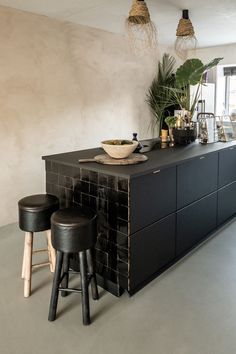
xmin=1 ymin=220 xmax=236 ymax=354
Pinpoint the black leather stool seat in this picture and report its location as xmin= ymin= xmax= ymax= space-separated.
xmin=51 ymin=206 xmax=97 ymax=253
xmin=18 ymin=194 xmax=59 ymax=232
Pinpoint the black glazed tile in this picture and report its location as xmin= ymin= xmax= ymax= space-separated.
xmin=118 ymin=205 xmax=128 ymax=221
xmin=81 ymin=181 xmax=89 ymax=194
xmin=51 ymin=184 xmax=59 ymax=197
xmin=73 ymin=167 xmax=80 ymax=179
xmin=97 ymin=223 xmax=108 ymax=238
xmin=89 ymin=171 xmax=98 ymax=184
xmin=89 ymin=196 xmax=97 ymax=211
xmin=117 ymin=261 xmax=128 ymax=277
xmin=98 ymin=198 xmax=108 ymax=213
xmin=73 ymin=183 xmax=81 ymax=204
xmin=118 ymin=192 xmax=128 ymax=206
xmin=45 ymin=161 xmax=51 ymax=172
xmin=96 ymin=237 xmax=108 ymax=251
xmin=116 ymin=232 xmax=128 ymax=249
xmin=95 ymin=250 xmax=108 ymax=265
xmin=117 ymin=246 xmax=128 ymax=263
xmin=89 ymin=183 xmax=98 ymax=197
xmin=81 ymin=169 xmax=90 ymax=182
xmin=107 ymin=189 xmax=118 ymax=203
xmin=118 ymin=274 xmax=128 ymax=290
xmin=117 ymin=219 xmax=128 ymax=235
xmin=58 ymin=164 xmax=74 ymax=177
xmin=81 ymin=193 xmax=90 ymax=207
xmin=51 ymin=162 xmax=59 ymax=173
xmin=107 ymin=175 xmax=118 ymax=190
xmin=98 ymin=186 xmax=108 ymax=200
xmin=59 ymin=175 xmax=73 ymax=189
xmin=118 ymin=177 xmax=128 ymax=192
xmin=95 ymin=262 xmax=118 ymax=284
xmin=98 ymin=173 xmax=108 ymax=187
xmin=46 ymin=172 xmax=58 ymax=185
xmin=46 ymin=183 xmax=52 ymax=194
xmin=107 ymin=213 xmax=117 ymax=230
xmin=97 ymin=211 xmax=108 ymax=228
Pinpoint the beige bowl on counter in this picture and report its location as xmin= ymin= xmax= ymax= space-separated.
xmin=101 ymin=139 xmax=138 ymax=159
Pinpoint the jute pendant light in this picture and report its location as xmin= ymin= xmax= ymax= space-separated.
xmin=175 ymin=9 xmax=197 ymax=59
xmin=126 ymin=0 xmax=157 ymax=53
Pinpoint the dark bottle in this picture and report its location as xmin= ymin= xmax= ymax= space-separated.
xmin=132 ymin=133 xmax=143 ymax=153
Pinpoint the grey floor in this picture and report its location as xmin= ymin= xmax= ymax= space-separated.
xmin=1 ymin=221 xmax=236 ymax=354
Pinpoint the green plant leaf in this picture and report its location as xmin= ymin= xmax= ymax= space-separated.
xmin=176 ymin=59 xmax=203 ymax=87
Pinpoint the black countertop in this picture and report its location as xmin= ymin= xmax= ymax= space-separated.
xmin=42 ymin=140 xmax=236 ymax=178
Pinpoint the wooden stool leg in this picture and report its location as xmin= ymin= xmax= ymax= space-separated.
xmin=79 ymin=251 xmax=90 ymax=325
xmin=86 ymin=248 xmax=99 ymax=300
xmin=46 ymin=230 xmax=56 ymax=273
xmin=23 ymin=232 xmax=33 ymax=298
xmin=48 ymin=251 xmax=63 ymax=322
xmin=61 ymin=253 xmax=70 ymax=297
xmin=21 ymin=233 xmax=28 ymax=279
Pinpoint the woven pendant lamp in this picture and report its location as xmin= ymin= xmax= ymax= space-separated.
xmin=126 ymin=0 xmax=157 ymax=53
xmin=175 ymin=9 xmax=197 ymax=59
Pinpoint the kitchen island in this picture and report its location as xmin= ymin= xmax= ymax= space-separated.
xmin=43 ymin=140 xmax=236 ymax=296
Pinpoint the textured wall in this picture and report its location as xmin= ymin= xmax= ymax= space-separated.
xmin=0 ymin=6 xmax=165 ymax=226
xmin=0 ymin=5 xmax=178 ymax=226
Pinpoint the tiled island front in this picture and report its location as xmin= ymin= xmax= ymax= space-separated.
xmin=43 ymin=141 xmax=236 ymax=296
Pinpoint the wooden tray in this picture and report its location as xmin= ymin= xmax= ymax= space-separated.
xmin=79 ymin=153 xmax=148 ymax=165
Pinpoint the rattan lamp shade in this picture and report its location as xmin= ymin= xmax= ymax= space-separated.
xmin=175 ymin=9 xmax=197 ymax=59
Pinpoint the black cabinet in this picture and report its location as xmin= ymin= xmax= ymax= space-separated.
xmin=219 ymin=146 xmax=236 ymax=188
xmin=130 ymin=213 xmax=175 ymax=291
xmin=218 ymin=182 xmax=236 ymax=225
xmin=177 ymin=153 xmax=218 ymax=209
xmin=130 ymin=166 xmax=176 ymax=234
xmin=176 ymin=192 xmax=217 ymax=256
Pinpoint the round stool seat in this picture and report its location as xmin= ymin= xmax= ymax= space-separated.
xmin=51 ymin=207 xmax=97 ymax=253
xmin=18 ymin=194 xmax=59 ymax=232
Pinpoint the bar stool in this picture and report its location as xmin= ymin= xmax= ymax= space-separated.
xmin=18 ymin=194 xmax=59 ymax=297
xmin=48 ymin=206 xmax=99 ymax=326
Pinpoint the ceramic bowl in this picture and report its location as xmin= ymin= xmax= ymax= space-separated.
xmin=101 ymin=139 xmax=138 ymax=159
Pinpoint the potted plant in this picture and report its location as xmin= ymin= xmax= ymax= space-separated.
xmin=147 ymin=54 xmax=223 ymax=142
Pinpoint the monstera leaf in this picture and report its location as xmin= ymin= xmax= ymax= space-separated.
xmin=176 ymin=59 xmax=203 ymax=88
xmin=176 ymin=57 xmax=223 ymax=88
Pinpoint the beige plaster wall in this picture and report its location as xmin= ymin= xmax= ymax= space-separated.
xmin=0 ymin=6 xmax=176 ymax=226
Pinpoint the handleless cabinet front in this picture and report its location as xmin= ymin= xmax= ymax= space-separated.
xmin=218 ymin=181 xmax=236 ymax=225
xmin=130 ymin=213 xmax=175 ymax=291
xmin=176 ymin=192 xmax=217 ymax=256
xmin=177 ymin=153 xmax=218 ymax=209
xmin=219 ymin=146 xmax=236 ymax=188
xmin=130 ymin=166 xmax=176 ymax=234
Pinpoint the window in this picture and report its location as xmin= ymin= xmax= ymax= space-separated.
xmin=224 ymin=66 xmax=236 ymax=115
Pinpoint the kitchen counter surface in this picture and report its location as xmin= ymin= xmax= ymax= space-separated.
xmin=42 ymin=140 xmax=236 ymax=178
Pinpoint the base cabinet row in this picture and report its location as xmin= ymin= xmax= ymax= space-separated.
xmin=130 ymin=189 xmax=235 ymax=293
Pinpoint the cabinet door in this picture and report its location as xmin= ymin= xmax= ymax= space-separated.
xmin=176 ymin=192 xmax=217 ymax=256
xmin=177 ymin=152 xmax=218 ymax=209
xmin=130 ymin=166 xmax=176 ymax=233
xmin=218 ymin=182 xmax=236 ymax=225
xmin=219 ymin=146 xmax=236 ymax=188
xmin=130 ymin=213 xmax=175 ymax=292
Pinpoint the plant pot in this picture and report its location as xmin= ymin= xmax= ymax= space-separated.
xmin=172 ymin=127 xmax=197 ymax=145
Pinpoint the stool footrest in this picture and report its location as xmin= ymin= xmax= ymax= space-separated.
xmin=33 ymin=248 xmax=48 ymax=254
xmin=59 ymin=287 xmax=82 ymax=294
xmin=32 ymin=261 xmax=51 ymax=269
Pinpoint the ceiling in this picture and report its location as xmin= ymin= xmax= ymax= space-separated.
xmin=0 ymin=0 xmax=235 ymax=48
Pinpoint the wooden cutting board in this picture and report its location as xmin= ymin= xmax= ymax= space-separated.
xmin=79 ymin=153 xmax=148 ymax=165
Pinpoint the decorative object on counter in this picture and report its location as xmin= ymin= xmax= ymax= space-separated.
xmin=126 ymin=0 xmax=157 ymax=53
xmin=216 ymin=115 xmax=236 ymax=142
xmin=161 ymin=129 xmax=168 ymax=142
xmin=101 ymin=139 xmax=138 ymax=159
xmin=18 ymin=194 xmax=59 ymax=297
xmin=172 ymin=125 xmax=197 ymax=145
xmin=79 ymin=153 xmax=148 ymax=165
xmin=198 ymin=113 xmax=217 ymax=144
xmin=48 ymin=206 xmax=99 ymax=325
xmin=165 ymin=116 xmax=177 ymax=146
xmin=139 ymin=137 xmax=160 ymax=152
xmin=147 ymin=54 xmax=223 ymax=139
xmin=132 ymin=133 xmax=143 ymax=152
xmin=175 ymin=9 xmax=197 ymax=60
